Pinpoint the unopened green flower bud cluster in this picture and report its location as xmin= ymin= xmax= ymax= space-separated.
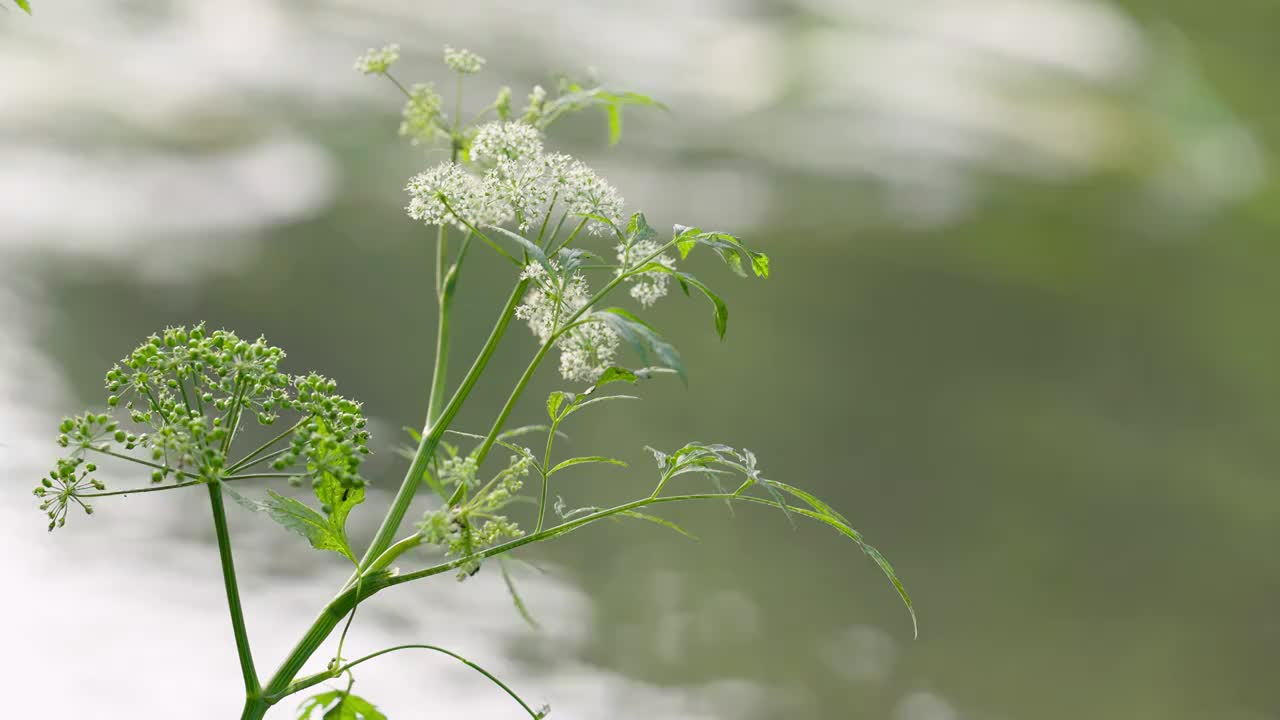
xmin=416 ymin=451 xmax=531 ymax=579
xmin=36 ymin=324 xmax=370 ymax=528
xmin=33 ymin=456 xmax=104 ymax=531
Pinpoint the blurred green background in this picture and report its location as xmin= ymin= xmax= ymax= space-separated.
xmin=3 ymin=1 xmax=1278 ymax=718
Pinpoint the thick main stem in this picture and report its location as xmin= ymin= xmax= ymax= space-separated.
xmin=208 ymin=481 xmax=261 ymax=699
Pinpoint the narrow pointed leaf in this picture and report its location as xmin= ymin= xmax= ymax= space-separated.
xmin=499 ymin=556 xmax=541 ymax=629
xmin=615 ymin=510 xmax=699 ymax=541
xmin=677 ymin=271 xmax=728 ymax=339
xmin=593 ymin=307 xmax=685 ymax=383
xmin=488 ymin=225 xmax=557 ymax=280
xmin=549 ymin=456 xmax=628 ymax=475
xmin=547 ymin=391 xmax=570 ymax=421
xmin=565 ymin=394 xmax=639 ymax=416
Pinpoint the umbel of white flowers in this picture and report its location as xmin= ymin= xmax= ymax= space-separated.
xmin=404 ymin=118 xmax=676 ymax=383
xmin=405 ymin=122 xmax=623 ymax=236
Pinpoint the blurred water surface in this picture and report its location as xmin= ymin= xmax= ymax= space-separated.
xmin=3 ymin=1 xmax=1279 ymax=718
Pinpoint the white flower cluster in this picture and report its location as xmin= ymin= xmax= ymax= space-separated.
xmin=405 ymin=163 xmax=499 ymax=231
xmin=617 ymin=238 xmax=676 ymax=307
xmin=444 ymin=45 xmax=485 ymax=74
xmin=354 ymin=43 xmax=399 ymax=75
xmin=543 ymin=153 xmax=625 ymax=236
xmin=488 ymin=158 xmax=550 ymax=230
xmin=515 ymin=264 xmax=620 ymax=383
xmin=406 ymin=122 xmax=624 ymax=235
xmin=471 ymin=122 xmax=543 ymax=164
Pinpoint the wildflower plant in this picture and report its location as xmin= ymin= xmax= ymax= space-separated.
xmin=35 ymin=43 xmax=915 ymax=719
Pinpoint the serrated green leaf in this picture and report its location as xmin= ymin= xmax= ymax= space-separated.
xmin=488 ymin=225 xmax=557 ymax=280
xmin=313 ymin=474 xmax=364 ymax=545
xmin=587 ymin=366 xmax=638 ymax=392
xmin=555 ymin=247 xmax=599 ymax=274
xmin=262 ymin=490 xmax=356 ymax=563
xmin=222 ymin=483 xmax=266 ymax=514
xmin=298 ymin=691 xmax=386 ymax=720
xmin=593 ymin=307 xmax=685 ymax=383
xmin=549 ymin=456 xmax=628 ymax=475
xmin=547 ymin=391 xmax=570 ymax=421
xmin=537 ymin=86 xmax=666 ymax=142
xmin=670 ymin=226 xmax=769 ymax=279
xmin=226 ymin=485 xmax=356 ymax=563
xmin=615 ymin=510 xmax=699 ymax=541
xmin=626 ymin=212 xmax=657 ymax=246
xmin=230 ymin=439 xmax=364 ymax=564
xmin=750 ymin=251 xmax=770 ymax=278
xmin=673 ymin=225 xmax=700 ymax=259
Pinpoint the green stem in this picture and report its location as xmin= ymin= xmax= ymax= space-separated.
xmin=427 ymin=224 xmax=451 ymax=427
xmin=261 ymin=596 xmax=355 ymax=699
xmin=474 ymin=342 xmax=554 ymax=467
xmin=551 ymin=217 xmax=589 ymax=254
xmin=239 ymin=698 xmax=270 ymax=720
xmin=534 ymin=421 xmax=560 ymax=535
xmin=208 ymin=481 xmax=261 ymax=698
xmin=275 ymin=645 xmax=542 ymax=717
xmin=356 ymin=278 xmax=530 ymax=572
